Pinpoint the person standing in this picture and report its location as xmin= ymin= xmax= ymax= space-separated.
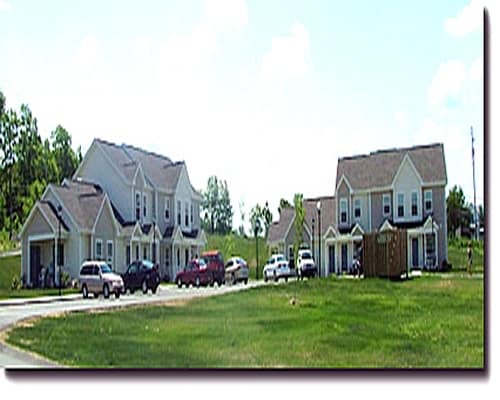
xmin=467 ymin=242 xmax=473 ymax=276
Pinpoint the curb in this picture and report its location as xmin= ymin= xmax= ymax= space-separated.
xmin=0 ymin=294 xmax=82 ymax=307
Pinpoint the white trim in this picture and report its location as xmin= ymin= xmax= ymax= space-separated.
xmin=424 ymin=189 xmax=433 ymax=213
xmin=396 ymin=192 xmax=405 ymax=218
xmin=323 ymin=225 xmax=337 ymax=240
xmin=282 ymin=213 xmax=296 ymax=242
xmin=335 ymin=174 xmax=353 ymax=193
xmin=106 ymin=240 xmax=114 ymax=265
xmin=379 ymin=219 xmax=396 ymax=232
xmin=411 ymin=190 xmax=420 ymax=217
xmin=164 ymin=196 xmax=171 ymax=222
xmin=28 ymin=233 xmax=56 ymax=242
xmin=391 ymin=153 xmax=424 ymax=189
xmin=135 ymin=190 xmax=142 ymax=222
xmin=19 ymin=202 xmax=56 ymax=238
xmin=95 ymin=238 xmax=103 ymax=260
xmin=339 ymin=198 xmax=348 ymax=224
xmin=382 ymin=193 xmax=391 ymax=217
xmin=350 ymin=223 xmax=365 ymax=236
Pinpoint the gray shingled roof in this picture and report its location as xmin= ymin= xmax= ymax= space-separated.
xmin=50 ymin=180 xmax=105 ymax=232
xmin=95 ymin=139 xmax=185 ymax=193
xmin=267 ymin=196 xmax=335 ymax=243
xmin=38 ymin=201 xmax=69 ymax=232
xmin=336 ymin=143 xmax=447 ymax=191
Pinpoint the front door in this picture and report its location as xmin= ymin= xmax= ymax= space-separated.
xmin=30 ymin=245 xmax=41 ymax=287
xmin=412 ymin=238 xmax=419 ymax=268
xmin=328 ymin=245 xmax=335 ymax=274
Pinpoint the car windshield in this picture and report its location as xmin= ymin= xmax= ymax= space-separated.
xmin=101 ymin=264 xmax=112 ymax=274
xmin=142 ymin=260 xmax=154 ymax=269
xmin=301 ymin=252 xmax=312 ymax=259
xmin=276 ymin=255 xmax=285 ymax=262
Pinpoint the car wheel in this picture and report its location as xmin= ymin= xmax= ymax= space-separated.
xmin=115 ymin=291 xmax=120 ymax=299
xmin=103 ymin=284 xmax=110 ymax=299
xmin=244 ymin=278 xmax=248 ymax=285
xmin=152 ymin=284 xmax=158 ymax=294
xmin=285 ymin=276 xmax=288 ymax=282
xmin=82 ymin=284 xmax=89 ymax=299
xmin=177 ymin=278 xmax=182 ymax=288
xmin=195 ymin=276 xmax=200 ymax=288
xmin=274 ymin=272 xmax=278 ymax=282
xmin=264 ymin=274 xmax=268 ymax=282
xmin=142 ymin=280 xmax=148 ymax=294
xmin=232 ymin=273 xmax=237 ymax=285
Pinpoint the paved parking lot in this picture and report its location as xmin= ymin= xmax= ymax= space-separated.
xmin=0 ymin=281 xmax=265 ymax=368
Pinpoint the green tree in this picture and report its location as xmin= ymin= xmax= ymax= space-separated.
xmin=447 ymin=185 xmax=472 ymax=236
xmin=51 ymin=124 xmax=79 ymax=182
xmin=250 ymin=204 xmax=263 ymax=237
xmin=278 ymin=198 xmax=292 ymax=213
xmin=261 ymin=201 xmax=273 ymax=238
xmin=201 ymin=175 xmax=233 ymax=235
xmin=293 ymin=193 xmax=305 ymax=266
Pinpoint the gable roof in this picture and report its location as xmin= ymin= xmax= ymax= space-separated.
xmin=48 ymin=180 xmax=106 ymax=232
xmin=94 ymin=138 xmax=186 ymax=193
xmin=335 ymin=143 xmax=447 ymax=191
xmin=267 ymin=196 xmax=336 ymax=244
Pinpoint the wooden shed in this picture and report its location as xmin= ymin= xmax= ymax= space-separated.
xmin=363 ymin=229 xmax=408 ymax=279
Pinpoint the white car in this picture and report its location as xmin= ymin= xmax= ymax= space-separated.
xmin=225 ymin=257 xmax=249 ymax=285
xmin=263 ymin=254 xmax=291 ymax=282
xmin=297 ymin=249 xmax=317 ymax=279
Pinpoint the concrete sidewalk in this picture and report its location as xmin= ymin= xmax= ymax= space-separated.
xmin=0 ymin=293 xmax=82 ymax=307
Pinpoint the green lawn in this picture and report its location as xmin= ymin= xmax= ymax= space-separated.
xmin=6 ymin=274 xmax=484 ymax=368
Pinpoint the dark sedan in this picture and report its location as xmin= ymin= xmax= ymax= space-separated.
xmin=121 ymin=260 xmax=160 ymax=294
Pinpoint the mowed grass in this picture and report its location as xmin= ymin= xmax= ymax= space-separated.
xmin=6 ymin=275 xmax=483 ymax=369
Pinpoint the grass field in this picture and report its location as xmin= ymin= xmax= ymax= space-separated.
xmin=6 ymin=274 xmax=483 ymax=368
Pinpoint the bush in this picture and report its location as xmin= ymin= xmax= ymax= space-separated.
xmin=11 ymin=275 xmax=21 ymax=291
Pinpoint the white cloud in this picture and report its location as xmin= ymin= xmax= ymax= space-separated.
xmin=202 ymin=0 xmax=248 ymax=33
xmin=0 ymin=0 xmax=10 ymax=12
xmin=427 ymin=60 xmax=467 ymax=108
xmin=394 ymin=111 xmax=407 ymax=125
xmin=444 ymin=0 xmax=483 ymax=37
xmin=261 ymin=23 xmax=311 ymax=83
xmin=469 ymin=56 xmax=482 ymax=81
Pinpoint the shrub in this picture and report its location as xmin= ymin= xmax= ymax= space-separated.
xmin=11 ymin=275 xmax=21 ymax=291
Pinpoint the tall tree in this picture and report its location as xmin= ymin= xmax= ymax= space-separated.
xmin=446 ymin=185 xmax=472 ymax=236
xmin=293 ymin=193 xmax=305 ymax=265
xmin=201 ymin=175 xmax=233 ymax=235
xmin=278 ymin=198 xmax=292 ymax=214
xmin=261 ymin=201 xmax=273 ymax=238
xmin=238 ymin=200 xmax=246 ymax=237
xmin=250 ymin=204 xmax=263 ymax=237
xmin=0 ymin=108 xmax=20 ymax=239
xmin=51 ymin=124 xmax=79 ymax=182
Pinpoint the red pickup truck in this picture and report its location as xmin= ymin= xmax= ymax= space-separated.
xmin=175 ymin=259 xmax=211 ymax=288
xmin=201 ymin=250 xmax=225 ymax=286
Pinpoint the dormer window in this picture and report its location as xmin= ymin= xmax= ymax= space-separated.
xmin=425 ymin=189 xmax=433 ymax=212
xmin=190 ymin=204 xmax=194 ymax=225
xmin=383 ymin=194 xmax=391 ymax=216
xmin=185 ymin=202 xmax=189 ymax=227
xmin=340 ymin=198 xmax=348 ymax=224
xmin=135 ymin=192 xmax=141 ymax=221
xmin=164 ymin=197 xmax=170 ymax=221
xmin=143 ymin=194 xmax=147 ymax=218
xmin=411 ymin=191 xmax=418 ymax=216
xmin=354 ymin=198 xmax=361 ymax=219
xmin=397 ymin=193 xmax=405 ymax=218
xmin=177 ymin=200 xmax=181 ymax=226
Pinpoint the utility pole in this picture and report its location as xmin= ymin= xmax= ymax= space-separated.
xmin=471 ymin=126 xmax=479 ymax=241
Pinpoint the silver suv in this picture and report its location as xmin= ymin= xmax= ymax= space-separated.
xmin=79 ymin=261 xmax=124 ymax=299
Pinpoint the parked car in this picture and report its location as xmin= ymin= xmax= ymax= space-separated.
xmin=263 ymin=254 xmax=291 ymax=282
xmin=225 ymin=257 xmax=249 ymax=285
xmin=78 ymin=261 xmax=124 ymax=299
xmin=201 ymin=250 xmax=225 ymax=286
xmin=175 ymin=259 xmax=211 ymax=288
xmin=297 ymin=249 xmax=317 ymax=279
xmin=121 ymin=259 xmax=160 ymax=294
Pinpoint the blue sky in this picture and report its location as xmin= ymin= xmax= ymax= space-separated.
xmin=0 ymin=0 xmax=486 ymax=231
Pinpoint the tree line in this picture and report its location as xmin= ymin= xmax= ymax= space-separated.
xmin=0 ymin=90 xmax=82 ymax=241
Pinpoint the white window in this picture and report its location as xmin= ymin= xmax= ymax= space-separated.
xmin=354 ymin=198 xmax=361 ymax=219
xmin=185 ymin=202 xmax=189 ymax=227
xmin=126 ymin=245 xmax=131 ymax=266
xmin=165 ymin=248 xmax=170 ymax=267
xmin=340 ymin=198 xmax=348 ymax=224
xmin=95 ymin=239 xmax=103 ymax=260
xmin=143 ymin=194 xmax=147 ymax=218
xmin=383 ymin=194 xmax=391 ymax=216
xmin=106 ymin=240 xmax=113 ymax=264
xmin=424 ymin=189 xmax=433 ymax=212
xmin=411 ymin=191 xmax=418 ymax=217
xmin=397 ymin=193 xmax=405 ymax=218
xmin=177 ymin=200 xmax=181 ymax=226
xmin=190 ymin=204 xmax=194 ymax=225
xmin=164 ymin=197 xmax=170 ymax=221
xmin=135 ymin=192 xmax=141 ymax=221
